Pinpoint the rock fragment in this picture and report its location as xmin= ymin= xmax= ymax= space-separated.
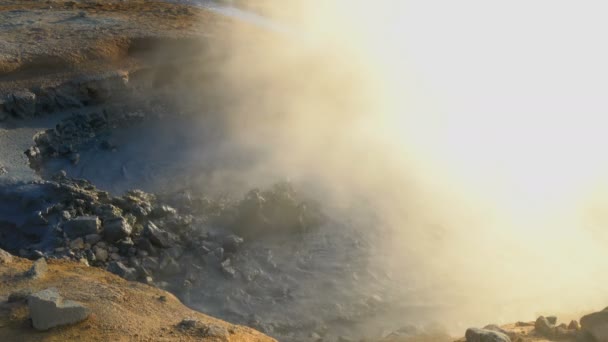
xmin=535 ymin=316 xmax=554 ymax=337
xmin=26 ymin=258 xmax=48 ymax=279
xmin=465 ymin=328 xmax=511 ymax=342
xmin=63 ymin=216 xmax=101 ymax=238
xmin=103 ymin=217 xmax=132 ymax=242
xmin=0 ymin=248 xmax=13 ymax=264
xmin=107 ymin=261 xmax=137 ymax=281
xmin=28 ymin=288 xmax=90 ymax=330
xmin=144 ymin=221 xmax=175 ymax=248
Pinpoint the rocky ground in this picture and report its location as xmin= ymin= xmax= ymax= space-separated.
xmin=0 ymin=250 xmax=274 ymax=341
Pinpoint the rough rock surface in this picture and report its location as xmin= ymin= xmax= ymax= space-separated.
xmin=27 ymin=288 xmax=90 ymax=331
xmin=25 ymin=258 xmax=48 ymax=279
xmin=581 ymin=308 xmax=608 ymax=342
xmin=465 ymin=328 xmax=511 ymax=342
xmin=0 ymin=248 xmax=12 ymax=264
xmin=63 ymin=216 xmax=101 ymax=238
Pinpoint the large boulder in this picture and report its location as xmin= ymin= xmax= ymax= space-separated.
xmin=535 ymin=316 xmax=555 ymax=337
xmin=27 ymin=288 xmax=90 ymax=330
xmin=63 ymin=216 xmax=101 ymax=238
xmin=581 ymin=307 xmax=608 ymax=342
xmin=103 ymin=217 xmax=132 ymax=242
xmin=144 ymin=221 xmax=175 ymax=248
xmin=465 ymin=328 xmax=511 ymax=342
xmin=107 ymin=261 xmax=137 ymax=281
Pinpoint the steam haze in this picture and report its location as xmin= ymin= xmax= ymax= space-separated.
xmin=191 ymin=0 xmax=608 ymax=336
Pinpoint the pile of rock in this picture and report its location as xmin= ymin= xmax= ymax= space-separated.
xmin=25 ymin=106 xmax=150 ymax=170
xmin=0 ymin=175 xmax=325 ymax=295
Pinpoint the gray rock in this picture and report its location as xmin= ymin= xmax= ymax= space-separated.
xmin=142 ymin=256 xmax=159 ymax=272
xmin=26 ymin=258 xmax=48 ymax=279
xmin=63 ymin=216 xmax=100 ymax=238
xmin=546 ymin=316 xmax=557 ymax=325
xmin=222 ymin=234 xmax=244 ymax=254
xmin=69 ymin=237 xmax=85 ymax=250
xmin=581 ymin=307 xmax=608 ymax=342
xmin=6 ymin=90 xmax=37 ymax=118
xmin=28 ymin=288 xmax=90 ymax=330
xmin=483 ymin=324 xmax=513 ymax=339
xmin=144 ymin=221 xmax=175 ymax=248
xmin=103 ymin=217 xmax=132 ymax=242
xmin=568 ymin=320 xmax=580 ymax=330
xmin=159 ymin=255 xmax=181 ymax=275
xmin=107 ymin=261 xmax=136 ymax=281
xmin=85 ymin=233 xmax=101 ymax=245
xmin=535 ymin=316 xmax=554 ymax=337
xmin=93 ymin=246 xmax=108 ymax=262
xmin=465 ymin=328 xmax=511 ymax=342
xmin=150 ymin=205 xmax=177 ymax=218
xmin=0 ymin=248 xmax=13 ymax=264
xmin=220 ymin=258 xmax=237 ymax=279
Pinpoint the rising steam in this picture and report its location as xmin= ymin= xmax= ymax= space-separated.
xmin=198 ymin=0 xmax=608 ymax=335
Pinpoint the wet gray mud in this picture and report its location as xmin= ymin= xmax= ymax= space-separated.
xmin=0 ymin=103 xmax=450 ymax=341
xmin=31 ymin=113 xmax=445 ymax=341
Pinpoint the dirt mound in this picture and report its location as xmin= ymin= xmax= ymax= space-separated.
xmin=0 ymin=254 xmax=275 ymax=341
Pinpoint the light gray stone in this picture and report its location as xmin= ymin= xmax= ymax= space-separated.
xmin=28 ymin=288 xmax=90 ymax=330
xmin=94 ymin=246 xmax=108 ymax=262
xmin=26 ymin=258 xmax=48 ymax=279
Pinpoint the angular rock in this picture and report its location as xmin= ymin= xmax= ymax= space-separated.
xmin=568 ymin=320 xmax=580 ymax=330
xmin=107 ymin=261 xmax=137 ymax=281
xmin=69 ymin=237 xmax=85 ymax=249
xmin=6 ymin=90 xmax=37 ymax=118
xmin=535 ymin=316 xmax=554 ymax=337
xmin=28 ymin=288 xmax=90 ymax=330
xmin=0 ymin=248 xmax=13 ymax=264
xmin=85 ymin=233 xmax=102 ymax=245
xmin=144 ymin=221 xmax=175 ymax=248
xmin=465 ymin=328 xmax=511 ymax=342
xmin=103 ymin=217 xmax=132 ymax=242
xmin=547 ymin=316 xmax=558 ymax=325
xmin=222 ymin=234 xmax=244 ymax=254
xmin=63 ymin=216 xmax=100 ymax=238
xmin=93 ymin=246 xmax=108 ymax=262
xmin=581 ymin=307 xmax=608 ymax=342
xmin=26 ymin=258 xmax=48 ymax=279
